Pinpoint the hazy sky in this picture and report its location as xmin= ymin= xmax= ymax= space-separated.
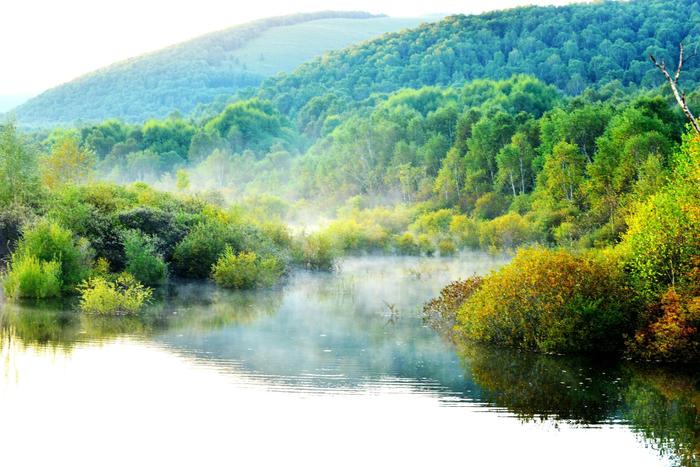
xmin=2 ymin=0 xmax=583 ymax=97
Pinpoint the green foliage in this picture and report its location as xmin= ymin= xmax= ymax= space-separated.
xmin=478 ymin=212 xmax=534 ymax=251
xmin=3 ymin=255 xmax=62 ymax=299
xmin=122 ymin=230 xmax=168 ymax=286
xmin=259 ymin=0 xmax=699 ymax=123
xmin=203 ymin=99 xmax=292 ymax=155
xmin=78 ymin=273 xmax=152 ymax=314
xmin=172 ymin=216 xmax=284 ymax=279
xmin=0 ymin=122 xmax=42 ymax=206
xmin=211 ymin=248 xmax=283 ymax=289
xmin=15 ymin=220 xmax=92 ymax=291
xmin=293 ymin=233 xmax=336 ymax=270
xmin=456 ymin=248 xmax=635 ymax=354
xmin=394 ymin=233 xmax=420 ymax=255
xmin=620 ymin=134 xmax=700 ymax=301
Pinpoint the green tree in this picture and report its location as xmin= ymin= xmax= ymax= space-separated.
xmin=0 ymin=122 xmax=41 ymax=206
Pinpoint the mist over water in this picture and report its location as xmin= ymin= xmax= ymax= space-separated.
xmin=0 ymin=255 xmax=696 ymax=466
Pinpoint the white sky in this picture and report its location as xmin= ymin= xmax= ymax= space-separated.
xmin=1 ymin=0 xmax=583 ymax=97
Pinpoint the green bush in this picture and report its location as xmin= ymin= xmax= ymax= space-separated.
xmin=437 ymin=238 xmax=457 ymax=256
xmin=619 ymin=149 xmax=699 ymax=302
xmin=15 ymin=220 xmax=92 ymax=291
xmin=449 ymin=214 xmax=480 ymax=249
xmin=394 ymin=232 xmax=420 ymax=255
xmin=211 ymin=247 xmax=283 ymax=289
xmin=478 ymin=212 xmax=532 ymax=251
xmin=79 ymin=273 xmax=152 ymax=314
xmin=473 ymin=192 xmax=508 ymax=220
xmin=293 ymin=233 xmax=336 ymax=270
xmin=417 ymin=234 xmax=436 ymax=256
xmin=172 ymin=220 xmax=247 ymax=278
xmin=123 ymin=230 xmax=167 ymax=285
xmin=3 ymin=255 xmax=62 ymax=299
xmin=456 ymin=248 xmax=634 ymax=354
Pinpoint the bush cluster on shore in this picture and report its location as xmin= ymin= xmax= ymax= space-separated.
xmin=0 ymin=179 xmax=339 ymax=313
xmin=425 ymin=134 xmax=700 ymax=362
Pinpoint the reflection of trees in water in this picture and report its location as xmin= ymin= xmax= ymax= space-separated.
xmin=0 ymin=284 xmax=283 ymax=351
xmin=457 ymin=343 xmax=624 ymax=424
xmin=0 ymin=300 xmax=81 ymax=352
xmin=624 ymin=369 xmax=699 ymax=467
xmin=457 ymin=342 xmax=699 ymax=466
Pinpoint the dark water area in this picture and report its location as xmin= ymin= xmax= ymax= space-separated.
xmin=1 ymin=255 xmax=698 ymax=466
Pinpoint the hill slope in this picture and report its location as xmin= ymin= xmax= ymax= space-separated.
xmin=255 ymin=0 xmax=700 ymax=134
xmin=11 ymin=12 xmax=428 ymax=127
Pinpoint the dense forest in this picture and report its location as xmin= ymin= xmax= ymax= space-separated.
xmin=256 ymin=0 xmax=700 ymax=137
xmin=9 ymin=12 xmax=426 ymax=127
xmin=1 ymin=0 xmax=699 ymax=363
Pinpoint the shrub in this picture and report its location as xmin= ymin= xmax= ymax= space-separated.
xmin=123 ymin=230 xmax=167 ymax=285
xmin=478 ymin=212 xmax=532 ymax=250
xmin=416 ymin=234 xmax=435 ymax=256
xmin=423 ymin=277 xmax=483 ymax=338
xmin=3 ymin=255 xmax=62 ymax=299
xmin=79 ymin=273 xmax=152 ymax=314
xmin=0 ymin=205 xmax=34 ymax=261
xmin=409 ymin=209 xmax=454 ymax=236
xmin=394 ymin=232 xmax=420 ymax=255
xmin=437 ymin=238 xmax=457 ymax=256
xmin=620 ymin=184 xmax=699 ymax=302
xmin=449 ymin=214 xmax=480 ymax=249
xmin=631 ymin=287 xmax=700 ymax=362
xmin=456 ymin=248 xmax=635 ymax=354
xmin=211 ymin=248 xmax=283 ymax=289
xmin=323 ymin=218 xmax=388 ymax=252
xmin=172 ymin=220 xmax=246 ymax=278
xmin=294 ymin=233 xmax=336 ymax=270
xmin=473 ymin=192 xmax=508 ymax=220
xmin=15 ymin=220 xmax=92 ymax=291
xmin=117 ymin=207 xmax=189 ymax=261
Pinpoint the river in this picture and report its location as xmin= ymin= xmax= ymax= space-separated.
xmin=0 ymin=255 xmax=697 ymax=466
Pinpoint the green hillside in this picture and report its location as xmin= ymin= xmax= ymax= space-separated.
xmin=256 ymin=0 xmax=700 ymax=136
xmin=10 ymin=12 xmax=428 ymax=127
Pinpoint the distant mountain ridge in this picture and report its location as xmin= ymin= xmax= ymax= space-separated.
xmin=10 ymin=11 xmax=428 ymax=127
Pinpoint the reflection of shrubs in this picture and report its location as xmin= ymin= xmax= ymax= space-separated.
xmin=458 ymin=343 xmax=623 ymax=424
xmin=423 ymin=277 xmax=482 ymax=338
xmin=456 ymin=248 xmax=634 ymax=354
xmin=123 ymin=230 xmax=167 ymax=286
xmin=211 ymin=248 xmax=283 ymax=289
xmin=79 ymin=273 xmax=152 ymax=314
xmin=3 ymin=255 xmax=62 ymax=299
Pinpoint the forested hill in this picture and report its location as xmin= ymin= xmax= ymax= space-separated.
xmin=257 ymin=0 xmax=700 ymax=133
xmin=10 ymin=12 xmax=428 ymax=128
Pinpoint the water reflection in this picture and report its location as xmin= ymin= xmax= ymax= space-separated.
xmin=0 ymin=255 xmax=697 ymax=466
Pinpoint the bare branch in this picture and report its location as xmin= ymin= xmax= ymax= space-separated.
xmin=674 ymin=43 xmax=684 ymax=83
xmin=650 ymin=44 xmax=700 ymax=134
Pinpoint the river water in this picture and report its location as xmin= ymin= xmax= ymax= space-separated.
xmin=0 ymin=255 xmax=697 ymax=466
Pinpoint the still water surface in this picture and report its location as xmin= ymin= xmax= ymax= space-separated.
xmin=1 ymin=255 xmax=698 ymax=466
